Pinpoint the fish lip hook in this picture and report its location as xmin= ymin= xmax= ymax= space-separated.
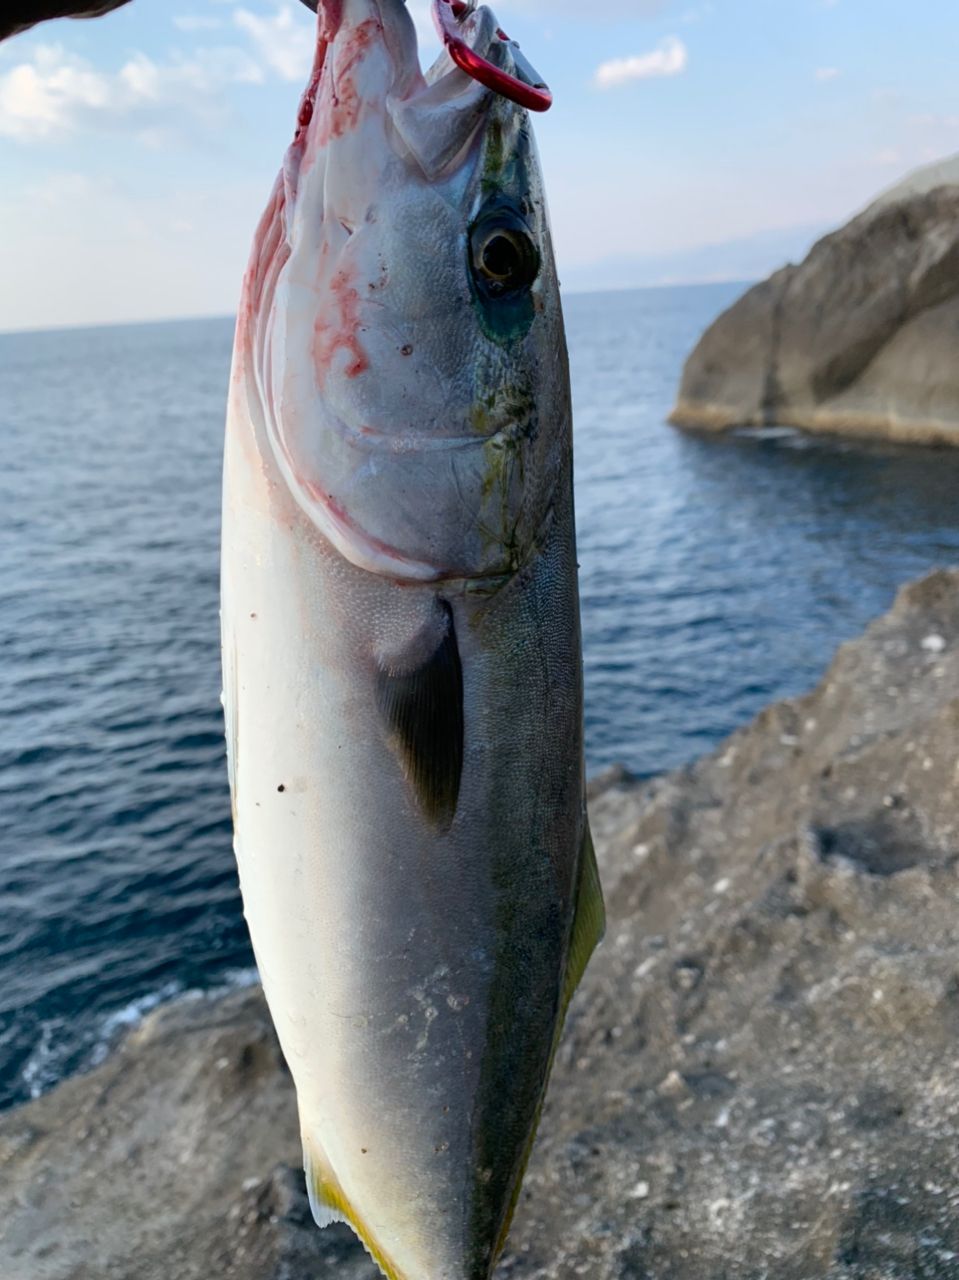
xmin=296 ymin=0 xmax=552 ymax=113
xmin=432 ymin=0 xmax=554 ymax=112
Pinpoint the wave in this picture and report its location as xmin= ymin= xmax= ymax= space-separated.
xmin=19 ymin=965 xmax=260 ymax=1104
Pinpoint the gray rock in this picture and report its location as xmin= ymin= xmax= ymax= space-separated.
xmin=3 ymin=571 xmax=959 ymax=1279
xmin=670 ymin=160 xmax=959 ymax=445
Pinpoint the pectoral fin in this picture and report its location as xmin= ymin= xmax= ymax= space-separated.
xmin=376 ymin=598 xmax=463 ymax=832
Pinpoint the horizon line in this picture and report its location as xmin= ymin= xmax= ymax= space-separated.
xmin=0 ymin=277 xmax=755 ymax=339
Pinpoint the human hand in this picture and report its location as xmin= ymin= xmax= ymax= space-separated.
xmin=2 ymin=0 xmax=319 ymax=42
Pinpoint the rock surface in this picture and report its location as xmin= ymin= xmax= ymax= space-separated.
xmin=4 ymin=571 xmax=959 ymax=1279
xmin=670 ymin=155 xmax=959 ymax=444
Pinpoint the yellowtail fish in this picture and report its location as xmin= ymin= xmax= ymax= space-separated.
xmin=221 ymin=2 xmax=603 ymax=1276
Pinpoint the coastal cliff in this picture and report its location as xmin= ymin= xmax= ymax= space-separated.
xmin=3 ymin=570 xmax=959 ymax=1279
xmin=670 ymin=155 xmax=959 ymax=445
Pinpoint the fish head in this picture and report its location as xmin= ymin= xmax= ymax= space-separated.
xmin=246 ymin=0 xmax=571 ymax=584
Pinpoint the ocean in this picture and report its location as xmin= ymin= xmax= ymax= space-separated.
xmin=3 ymin=283 xmax=959 ymax=1111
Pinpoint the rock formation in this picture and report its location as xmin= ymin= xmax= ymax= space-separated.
xmin=3 ymin=570 xmax=959 ymax=1279
xmin=671 ymin=156 xmax=959 ymax=445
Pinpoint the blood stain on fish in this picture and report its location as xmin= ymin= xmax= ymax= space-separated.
xmin=315 ymin=18 xmax=383 ymax=145
xmin=313 ymin=263 xmax=370 ymax=384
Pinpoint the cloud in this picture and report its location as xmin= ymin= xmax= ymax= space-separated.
xmin=0 ymin=168 xmax=267 ymax=331
xmin=681 ymin=3 xmax=715 ymax=23
xmin=515 ymin=0 xmax=667 ymax=13
xmin=234 ymin=2 xmax=444 ymax=80
xmin=0 ymin=45 xmax=110 ymax=139
xmin=595 ymin=36 xmax=687 ymax=89
xmin=120 ymin=53 xmax=162 ymax=99
xmin=233 ymin=4 xmax=311 ymax=82
xmin=0 ymin=41 xmax=263 ymax=141
xmin=908 ymin=112 xmax=959 ymax=130
xmin=814 ymin=66 xmax=840 ymax=81
xmin=173 ymin=14 xmax=224 ymax=31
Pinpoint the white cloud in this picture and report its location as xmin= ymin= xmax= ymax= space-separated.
xmin=160 ymin=46 xmax=263 ymax=92
xmin=595 ymin=37 xmax=687 ymax=89
xmin=0 ymin=41 xmax=263 ymax=141
xmin=0 ymin=45 xmax=110 ymax=139
xmin=908 ymin=112 xmax=959 ymax=130
xmin=233 ymin=2 xmax=445 ymax=81
xmin=120 ymin=53 xmax=162 ymax=99
xmin=0 ymin=168 xmax=267 ymax=331
xmin=814 ymin=66 xmax=840 ymax=81
xmin=233 ymin=4 xmax=311 ymax=82
xmin=173 ymin=14 xmax=224 ymax=31
xmin=681 ymin=3 xmax=715 ymax=23
xmin=515 ymin=0 xmax=666 ymax=13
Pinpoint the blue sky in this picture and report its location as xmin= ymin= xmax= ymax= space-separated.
xmin=1 ymin=0 xmax=958 ymax=330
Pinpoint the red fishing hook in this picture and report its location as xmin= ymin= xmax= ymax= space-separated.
xmin=432 ymin=0 xmax=553 ymax=113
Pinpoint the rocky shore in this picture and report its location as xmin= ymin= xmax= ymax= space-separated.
xmin=3 ymin=570 xmax=959 ymax=1279
xmin=670 ymin=156 xmax=959 ymax=445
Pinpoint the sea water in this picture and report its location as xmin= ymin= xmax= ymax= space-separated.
xmin=3 ymin=283 xmax=959 ymax=1109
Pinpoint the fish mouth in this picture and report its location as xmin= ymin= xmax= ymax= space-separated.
xmin=328 ymin=404 xmax=529 ymax=455
xmin=290 ymin=0 xmax=424 ymax=142
xmin=285 ymin=0 xmax=518 ymax=191
xmin=337 ymin=423 xmax=499 ymax=453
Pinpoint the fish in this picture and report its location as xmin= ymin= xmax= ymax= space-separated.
xmin=220 ymin=2 xmax=604 ymax=1277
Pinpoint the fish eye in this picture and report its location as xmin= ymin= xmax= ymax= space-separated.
xmin=470 ymin=216 xmax=540 ymax=297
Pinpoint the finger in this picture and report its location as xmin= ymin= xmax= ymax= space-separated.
xmin=2 ymin=0 xmax=318 ymax=41
xmin=1 ymin=1 xmax=132 ymax=41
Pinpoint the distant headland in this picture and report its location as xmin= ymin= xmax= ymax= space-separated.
xmin=671 ymin=154 xmax=959 ymax=446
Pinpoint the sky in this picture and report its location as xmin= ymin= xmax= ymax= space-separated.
xmin=1 ymin=0 xmax=959 ymax=331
